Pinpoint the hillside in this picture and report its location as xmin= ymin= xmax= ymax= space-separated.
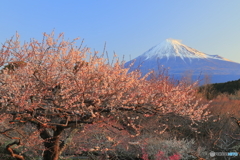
xmin=199 ymin=78 xmax=240 ymax=99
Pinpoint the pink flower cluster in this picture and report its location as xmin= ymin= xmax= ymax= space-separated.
xmin=141 ymin=148 xmax=181 ymax=160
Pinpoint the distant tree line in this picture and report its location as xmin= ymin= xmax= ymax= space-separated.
xmin=199 ymin=79 xmax=240 ymax=99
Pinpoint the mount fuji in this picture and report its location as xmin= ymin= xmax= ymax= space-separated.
xmin=124 ymin=39 xmax=240 ymax=84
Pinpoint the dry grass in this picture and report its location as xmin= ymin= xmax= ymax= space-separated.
xmin=208 ymin=94 xmax=240 ymax=118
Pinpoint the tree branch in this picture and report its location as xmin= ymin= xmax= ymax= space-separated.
xmin=6 ymin=140 xmax=25 ymax=160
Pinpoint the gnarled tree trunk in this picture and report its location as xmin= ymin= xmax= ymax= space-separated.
xmin=39 ymin=126 xmax=64 ymax=160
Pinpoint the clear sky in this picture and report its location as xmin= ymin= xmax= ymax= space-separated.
xmin=1 ymin=0 xmax=240 ymax=62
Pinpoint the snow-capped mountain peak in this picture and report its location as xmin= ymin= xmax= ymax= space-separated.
xmin=142 ymin=39 xmax=232 ymax=62
xmin=124 ymin=39 xmax=240 ymax=84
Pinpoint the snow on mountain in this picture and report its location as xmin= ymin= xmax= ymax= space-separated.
xmin=124 ymin=39 xmax=240 ymax=84
xmin=141 ymin=39 xmax=232 ymax=62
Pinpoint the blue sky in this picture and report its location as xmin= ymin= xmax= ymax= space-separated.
xmin=1 ymin=0 xmax=240 ymax=62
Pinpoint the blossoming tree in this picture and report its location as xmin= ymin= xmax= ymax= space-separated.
xmin=0 ymin=32 xmax=210 ymax=160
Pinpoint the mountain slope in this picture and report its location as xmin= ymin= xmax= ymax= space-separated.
xmin=124 ymin=39 xmax=240 ymax=84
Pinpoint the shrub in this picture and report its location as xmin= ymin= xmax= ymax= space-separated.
xmin=140 ymin=137 xmax=208 ymax=160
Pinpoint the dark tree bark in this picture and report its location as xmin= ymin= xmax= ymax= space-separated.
xmin=39 ymin=126 xmax=64 ymax=160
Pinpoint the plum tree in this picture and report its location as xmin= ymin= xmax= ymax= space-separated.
xmin=0 ymin=32 xmax=210 ymax=160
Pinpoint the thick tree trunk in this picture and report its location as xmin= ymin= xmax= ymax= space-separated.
xmin=39 ymin=126 xmax=64 ymax=160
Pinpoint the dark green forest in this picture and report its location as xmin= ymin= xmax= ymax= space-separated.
xmin=199 ymin=78 xmax=240 ymax=99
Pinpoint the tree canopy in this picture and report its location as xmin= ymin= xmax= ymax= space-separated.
xmin=0 ymin=32 xmax=210 ymax=160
